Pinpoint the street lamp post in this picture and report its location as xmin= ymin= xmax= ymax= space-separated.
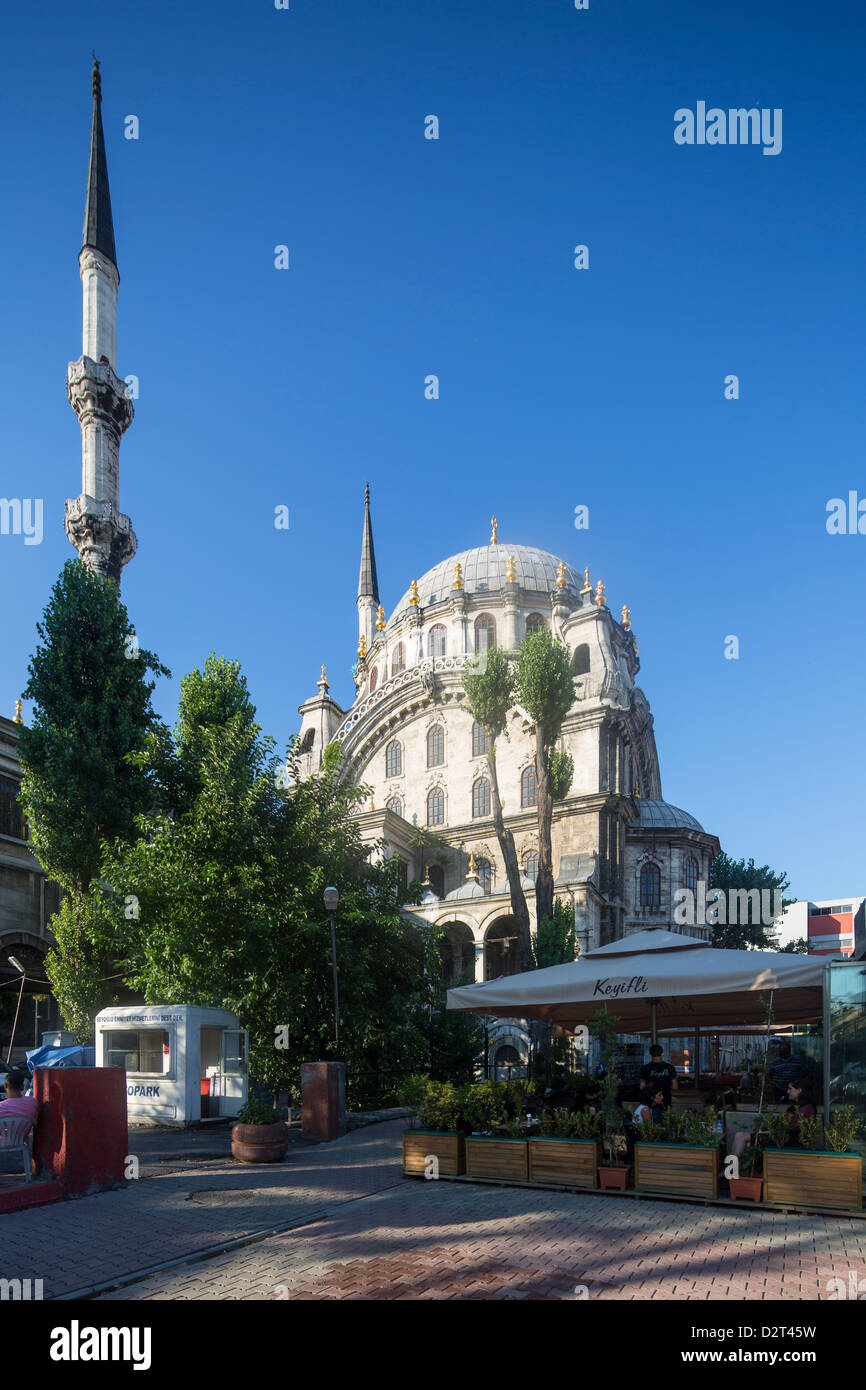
xmin=323 ymin=887 xmax=340 ymax=1059
xmin=6 ymin=955 xmax=26 ymax=1064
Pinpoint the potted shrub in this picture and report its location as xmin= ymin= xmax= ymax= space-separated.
xmin=529 ymin=1107 xmax=600 ymax=1187
xmin=401 ymin=1079 xmax=466 ymax=1177
xmin=763 ymin=1105 xmax=863 ymax=1211
xmin=728 ymin=1140 xmax=763 ymax=1203
xmin=231 ymin=1098 xmax=289 ymax=1163
xmin=464 ymin=1080 xmax=529 ymax=1181
xmin=634 ymin=1105 xmax=720 ymax=1198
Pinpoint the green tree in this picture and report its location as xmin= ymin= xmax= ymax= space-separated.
xmin=532 ymin=898 xmax=577 ymax=969
xmin=516 ymin=630 xmax=576 ymax=925
xmin=18 ymin=561 xmax=169 ymax=1033
xmin=709 ymin=852 xmax=794 ymax=950
xmin=462 ymin=648 xmax=533 ymax=969
xmin=429 ymin=963 xmax=484 ymax=1085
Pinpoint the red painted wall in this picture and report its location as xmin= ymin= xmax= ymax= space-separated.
xmin=301 ymin=1062 xmax=346 ymax=1142
xmin=32 ymin=1067 xmax=128 ymax=1195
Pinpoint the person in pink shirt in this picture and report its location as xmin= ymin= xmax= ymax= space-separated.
xmin=0 ymin=1071 xmax=39 ymax=1121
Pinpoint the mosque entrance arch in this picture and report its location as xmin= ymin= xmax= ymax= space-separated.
xmin=437 ymin=922 xmax=476 ymax=986
xmin=484 ymin=916 xmax=521 ymax=980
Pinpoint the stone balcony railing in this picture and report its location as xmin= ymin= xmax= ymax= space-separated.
xmin=332 ymin=655 xmax=474 ymax=743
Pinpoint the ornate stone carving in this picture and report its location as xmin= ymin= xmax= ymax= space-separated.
xmin=64 ymin=495 xmax=136 ymax=580
xmin=67 ymin=356 xmax=133 ymax=439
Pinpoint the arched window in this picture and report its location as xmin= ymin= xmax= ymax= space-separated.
xmin=386 ymin=795 xmax=402 ymax=817
xmin=369 ymin=666 xmax=378 ymax=692
xmin=426 ymin=786 xmax=445 ymax=827
xmin=472 ymin=777 xmax=491 ymax=818
xmin=472 ymin=721 xmax=489 ymax=757
xmin=427 ymin=624 xmax=447 ymax=658
xmin=684 ymin=856 xmax=699 ymax=895
xmin=476 ymin=857 xmax=493 ymax=894
xmin=573 ymin=643 xmax=590 ymax=676
xmin=391 ymin=642 xmax=406 ymax=676
xmin=385 ymin=740 xmax=402 ymax=778
xmin=640 ymin=861 xmax=661 ymax=908
xmin=525 ymin=613 xmax=546 ymax=635
xmin=522 ymin=851 xmax=539 ymax=880
xmin=427 ymin=724 xmax=444 ymax=768
xmin=428 ymin=865 xmax=445 ymax=898
xmin=474 ymin=613 xmax=496 ymax=653
xmin=520 ymin=765 xmax=538 ymax=808
xmin=298 ymin=728 xmax=315 ymax=755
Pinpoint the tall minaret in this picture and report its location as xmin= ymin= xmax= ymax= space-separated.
xmin=357 ymin=482 xmax=380 ymax=650
xmin=64 ymin=58 xmax=136 ymax=583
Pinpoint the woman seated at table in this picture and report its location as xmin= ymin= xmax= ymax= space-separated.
xmin=633 ymin=1086 xmax=665 ymax=1126
xmin=731 ymin=1076 xmax=816 ymax=1157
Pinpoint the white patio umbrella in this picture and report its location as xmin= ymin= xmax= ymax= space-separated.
xmin=446 ymin=928 xmax=825 ymax=1032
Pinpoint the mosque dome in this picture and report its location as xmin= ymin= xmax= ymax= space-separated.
xmin=388 ymin=544 xmax=582 ymax=626
xmin=633 ymin=799 xmax=705 ymax=833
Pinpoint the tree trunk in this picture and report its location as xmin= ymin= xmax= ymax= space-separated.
xmin=535 ymin=722 xmax=555 ymax=926
xmin=487 ymin=747 xmax=534 ymax=971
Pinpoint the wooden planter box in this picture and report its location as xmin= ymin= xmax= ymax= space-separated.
xmin=465 ymin=1136 xmax=529 ymax=1182
xmin=634 ymin=1143 xmax=719 ymax=1198
xmin=528 ymin=1137 xmax=600 ymax=1187
xmin=402 ymin=1130 xmax=465 ymax=1177
xmin=763 ymin=1149 xmax=862 ymax=1211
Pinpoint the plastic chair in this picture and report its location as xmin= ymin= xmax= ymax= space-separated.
xmin=0 ymin=1116 xmax=34 ymax=1183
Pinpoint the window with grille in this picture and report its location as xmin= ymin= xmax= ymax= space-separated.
xmin=573 ymin=643 xmax=590 ymax=676
xmin=427 ymin=624 xmax=447 ymax=658
xmin=386 ymin=796 xmax=402 ymax=816
xmin=369 ymin=666 xmax=378 ymax=692
xmin=523 ymin=852 xmax=539 ymax=880
xmin=476 ymin=857 xmax=493 ymax=894
xmin=427 ymin=787 xmax=445 ymax=826
xmin=474 ymin=613 xmax=496 ymax=653
xmin=640 ymin=862 xmax=661 ymax=908
xmin=472 ymin=777 xmax=491 ymax=818
xmin=391 ymin=643 xmax=405 ymax=676
xmin=427 ymin=724 xmax=444 ymax=767
xmin=385 ymin=740 xmax=402 ymax=777
xmin=525 ymin=613 xmax=546 ymax=635
xmin=684 ymin=856 xmax=699 ymax=895
xmin=520 ymin=764 xmax=538 ymax=808
xmin=0 ymin=779 xmax=25 ymax=840
xmin=472 ymin=721 xmax=489 ymax=757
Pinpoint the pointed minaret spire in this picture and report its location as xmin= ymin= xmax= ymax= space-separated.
xmin=65 ymin=59 xmax=136 ymax=583
xmin=357 ymin=482 xmax=380 ymax=650
xmin=82 ymin=58 xmax=117 ymax=269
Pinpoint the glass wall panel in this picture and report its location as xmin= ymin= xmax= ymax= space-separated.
xmin=829 ymin=962 xmax=866 ymax=1158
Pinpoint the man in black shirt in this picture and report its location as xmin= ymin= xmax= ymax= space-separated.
xmin=638 ymin=1044 xmax=678 ymax=1108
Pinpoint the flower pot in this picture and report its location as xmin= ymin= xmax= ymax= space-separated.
xmin=762 ymin=1149 xmax=862 ymax=1211
xmin=728 ymin=1175 xmax=763 ymax=1203
xmin=465 ymin=1136 xmax=528 ymax=1182
xmin=597 ymin=1164 xmax=630 ymax=1191
xmin=634 ymin=1143 xmax=719 ymax=1198
xmin=231 ymin=1121 xmax=289 ymax=1164
xmin=529 ymin=1137 xmax=600 ymax=1187
xmin=402 ymin=1130 xmax=465 ymax=1177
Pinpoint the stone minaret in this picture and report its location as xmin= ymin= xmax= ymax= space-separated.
xmin=64 ymin=59 xmax=136 ymax=582
xmin=357 ymin=482 xmax=380 ymax=650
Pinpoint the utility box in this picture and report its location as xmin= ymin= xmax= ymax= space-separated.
xmin=94 ymin=1004 xmax=249 ymax=1127
xmin=301 ymin=1061 xmax=346 ymax=1141
xmin=33 ymin=1066 xmax=127 ymax=1195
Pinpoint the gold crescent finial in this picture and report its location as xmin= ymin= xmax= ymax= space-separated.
xmin=594 ymin=579 xmax=606 ymax=607
xmin=490 ymin=516 xmax=498 ymax=544
xmin=453 ymin=562 xmax=464 ymax=590
xmin=422 ymin=865 xmax=432 ymax=888
xmin=13 ymin=699 xmax=23 ymax=724
xmin=506 ymin=554 xmax=517 ymax=583
xmin=409 ymin=579 xmax=420 ymax=606
xmin=621 ymin=605 xmax=631 ymax=630
xmin=320 ymin=664 xmax=327 ymax=683
xmin=466 ymin=851 xmax=478 ymax=879
xmin=580 ymin=567 xmax=592 ymax=596
xmin=358 ymin=633 xmax=368 ymax=658
xmin=556 ymin=561 xmax=568 ymax=590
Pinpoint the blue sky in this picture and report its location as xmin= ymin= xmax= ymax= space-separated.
xmin=1 ymin=0 xmax=864 ymax=899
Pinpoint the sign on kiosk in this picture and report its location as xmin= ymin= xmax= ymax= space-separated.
xmin=94 ymin=1004 xmax=249 ymax=1127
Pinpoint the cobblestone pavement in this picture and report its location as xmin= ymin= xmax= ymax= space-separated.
xmin=0 ymin=1121 xmax=404 ymax=1299
xmin=96 ymin=1176 xmax=866 ymax=1302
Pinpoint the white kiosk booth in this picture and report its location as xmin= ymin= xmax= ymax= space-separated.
xmin=94 ymin=1004 xmax=249 ymax=1127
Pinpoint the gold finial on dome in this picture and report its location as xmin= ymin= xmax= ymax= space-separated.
xmin=556 ymin=561 xmax=568 ymax=590
xmin=409 ymin=579 xmax=420 ymax=606
xmin=358 ymin=633 xmax=368 ymax=658
xmin=453 ymin=562 xmax=464 ymax=590
xmin=369 ymin=794 xmax=375 ymax=812
xmin=506 ymin=554 xmax=517 ymax=583
xmin=580 ymin=568 xmax=592 ymax=596
xmin=466 ymin=851 xmax=479 ymax=880
xmin=376 ymin=605 xmax=386 ymax=630
xmin=422 ymin=865 xmax=433 ymax=888
xmin=13 ymin=699 xmax=23 ymax=724
xmin=621 ymin=605 xmax=631 ymax=630
xmin=490 ymin=516 xmax=498 ymax=545
xmin=594 ymin=580 xmax=606 ymax=607
xmin=633 ymin=782 xmax=640 ymax=799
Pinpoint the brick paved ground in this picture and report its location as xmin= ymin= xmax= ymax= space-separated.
xmin=96 ymin=1173 xmax=866 ymax=1302
xmin=0 ymin=1120 xmax=404 ymax=1299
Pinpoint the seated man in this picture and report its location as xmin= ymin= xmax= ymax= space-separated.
xmin=0 ymin=1071 xmax=38 ymax=1177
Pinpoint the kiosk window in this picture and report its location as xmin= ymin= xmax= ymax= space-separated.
xmin=106 ymin=1029 xmax=169 ymax=1074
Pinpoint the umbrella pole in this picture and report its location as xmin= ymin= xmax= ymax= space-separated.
xmin=694 ymin=1026 xmax=700 ymax=1090
xmin=650 ymin=1000 xmax=658 ymax=1046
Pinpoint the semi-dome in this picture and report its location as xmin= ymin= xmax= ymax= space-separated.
xmin=634 ymin=799 xmax=705 ymax=833
xmin=389 ymin=544 xmax=582 ymax=624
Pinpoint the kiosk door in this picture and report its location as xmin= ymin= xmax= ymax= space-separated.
xmin=216 ymin=1028 xmax=248 ymax=1115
